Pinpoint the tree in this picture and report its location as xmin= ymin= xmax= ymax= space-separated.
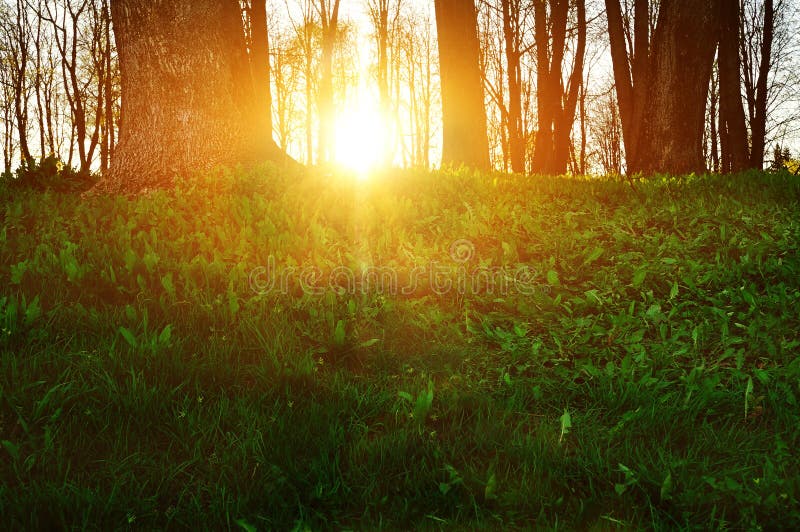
xmin=285 ymin=0 xmax=319 ymax=165
xmin=717 ymin=0 xmax=749 ymax=172
xmin=243 ymin=0 xmax=274 ymax=143
xmin=589 ymin=80 xmax=623 ymax=175
xmin=530 ymin=0 xmax=586 ymax=175
xmin=2 ymin=0 xmax=34 ymax=167
xmin=501 ymin=0 xmax=528 ymax=173
xmin=397 ymin=7 xmax=436 ymax=169
xmin=92 ymin=0 xmax=287 ymax=194
xmin=367 ymin=0 xmax=403 ymax=165
xmin=315 ymin=0 xmax=340 ymax=165
xmin=434 ymin=0 xmax=489 ymax=170
xmin=606 ymin=0 xmax=720 ymax=175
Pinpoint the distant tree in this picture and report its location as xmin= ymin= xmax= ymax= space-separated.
xmin=366 ymin=0 xmax=403 ymax=165
xmin=92 ymin=0 xmax=288 ymax=194
xmin=285 ymin=0 xmax=319 ymax=165
xmin=39 ymin=1 xmax=102 ymax=174
xmin=1 ymin=0 xmax=34 ymax=167
xmin=397 ymin=8 xmax=437 ymax=169
xmin=589 ymin=81 xmax=623 ymax=175
xmin=315 ymin=0 xmax=340 ymax=165
xmin=740 ymin=0 xmax=799 ymax=169
xmin=434 ymin=0 xmax=490 ymax=170
xmin=770 ymin=143 xmax=793 ymax=170
xmin=269 ymin=19 xmax=304 ymax=153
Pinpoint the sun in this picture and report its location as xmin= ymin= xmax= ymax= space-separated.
xmin=332 ymin=101 xmax=388 ymax=179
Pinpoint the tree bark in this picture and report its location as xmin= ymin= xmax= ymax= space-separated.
xmin=635 ymin=0 xmax=718 ymax=175
xmin=717 ymin=0 xmax=749 ymax=172
xmin=531 ymin=0 xmax=585 ymax=175
xmin=502 ymin=0 xmax=524 ymax=173
xmin=434 ymin=0 xmax=490 ymax=170
xmin=607 ymin=0 xmax=719 ymax=175
xmin=552 ymin=0 xmax=585 ymax=174
xmin=749 ymin=0 xmax=773 ymax=169
xmin=249 ymin=0 xmax=273 ymax=141
xmin=93 ymin=0 xmax=286 ymax=195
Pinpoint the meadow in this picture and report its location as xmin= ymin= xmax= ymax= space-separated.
xmin=1 ymin=166 xmax=799 ymax=529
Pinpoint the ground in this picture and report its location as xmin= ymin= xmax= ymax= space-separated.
xmin=1 ymin=166 xmax=799 ymax=529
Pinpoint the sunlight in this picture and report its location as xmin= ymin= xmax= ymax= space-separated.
xmin=333 ymin=101 xmax=388 ymax=179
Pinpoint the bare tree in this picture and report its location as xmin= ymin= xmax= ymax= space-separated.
xmin=366 ymin=0 xmax=402 ymax=164
xmin=531 ymin=0 xmax=586 ymax=175
xmin=2 ymin=0 xmax=34 ymax=166
xmin=397 ymin=8 xmax=436 ymax=168
xmin=286 ymin=0 xmax=319 ymax=164
xmin=316 ymin=0 xmax=340 ymax=164
xmin=589 ymin=80 xmax=622 ymax=175
xmin=269 ymin=13 xmax=304 ymax=153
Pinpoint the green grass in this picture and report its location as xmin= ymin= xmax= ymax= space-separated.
xmin=1 ymin=165 xmax=799 ymax=529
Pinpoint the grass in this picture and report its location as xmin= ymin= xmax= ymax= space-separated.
xmin=1 ymin=165 xmax=799 ymax=529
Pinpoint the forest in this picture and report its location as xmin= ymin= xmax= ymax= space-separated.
xmin=1 ymin=0 xmax=800 ymax=529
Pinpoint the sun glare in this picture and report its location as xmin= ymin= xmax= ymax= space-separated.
xmin=333 ymin=102 xmax=388 ymax=179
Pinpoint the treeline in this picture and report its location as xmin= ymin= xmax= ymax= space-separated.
xmin=0 ymin=0 xmax=116 ymax=176
xmin=1 ymin=0 xmax=798 ymax=183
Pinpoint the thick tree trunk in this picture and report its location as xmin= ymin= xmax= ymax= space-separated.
xmin=608 ymin=0 xmax=719 ymax=175
xmin=635 ymin=0 xmax=718 ymax=175
xmin=717 ymin=0 xmax=749 ymax=172
xmin=434 ymin=0 xmax=489 ymax=170
xmin=93 ymin=0 xmax=285 ymax=195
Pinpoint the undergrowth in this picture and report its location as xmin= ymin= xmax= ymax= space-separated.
xmin=1 ymin=165 xmax=799 ymax=529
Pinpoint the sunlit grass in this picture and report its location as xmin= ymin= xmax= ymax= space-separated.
xmin=1 ymin=168 xmax=799 ymax=529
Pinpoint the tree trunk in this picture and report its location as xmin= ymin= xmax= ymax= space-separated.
xmin=717 ymin=0 xmax=748 ymax=172
xmin=635 ymin=0 xmax=718 ymax=175
xmin=93 ymin=0 xmax=285 ymax=195
xmin=749 ymin=0 xmax=772 ymax=169
xmin=502 ymin=0 xmax=524 ymax=173
xmin=604 ymin=0 xmax=638 ymax=169
xmin=552 ymin=0 xmax=585 ymax=174
xmin=607 ymin=0 xmax=719 ymax=175
xmin=249 ymin=0 xmax=273 ymax=140
xmin=434 ymin=0 xmax=489 ymax=170
xmin=531 ymin=0 xmax=585 ymax=175
xmin=317 ymin=0 xmax=340 ymax=166
xmin=709 ymin=67 xmax=720 ymax=173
